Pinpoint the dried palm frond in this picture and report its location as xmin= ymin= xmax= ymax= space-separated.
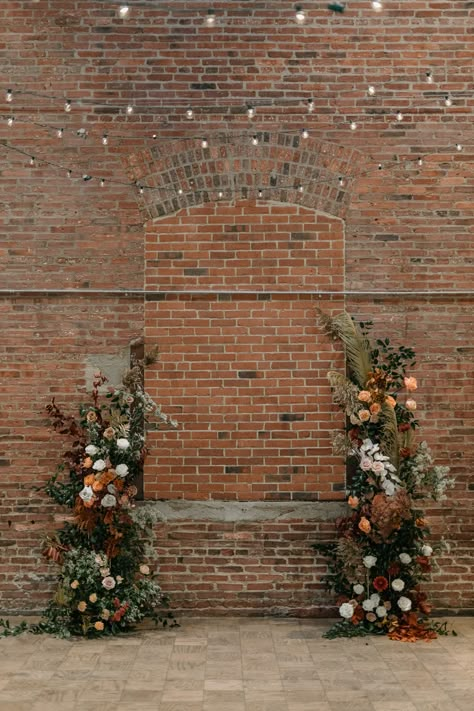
xmin=327 ymin=370 xmax=360 ymax=414
xmin=378 ymin=403 xmax=400 ymax=470
xmin=332 ymin=432 xmax=355 ymax=457
xmin=318 ymin=310 xmax=372 ymax=388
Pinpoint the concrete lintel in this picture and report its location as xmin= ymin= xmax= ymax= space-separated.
xmin=140 ymin=499 xmax=347 ymax=523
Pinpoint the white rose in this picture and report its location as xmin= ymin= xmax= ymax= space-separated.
xmin=381 ymin=479 xmax=396 ymax=496
xmin=140 ymin=564 xmax=150 ymax=575
xmin=397 ymin=596 xmax=412 ymax=612
xmin=370 ymin=593 xmax=380 ymax=606
xmin=391 ymin=578 xmax=405 ymax=592
xmin=85 ymin=444 xmax=98 ymax=456
xmin=362 ymin=598 xmax=376 ymax=611
xmin=399 ymin=553 xmax=412 ymax=565
xmin=101 ymin=494 xmax=117 ymax=508
xmin=102 ymin=576 xmax=116 ymax=590
xmin=92 ymin=459 xmax=106 ymax=472
xmin=99 ymin=567 xmax=110 ymax=577
xmin=371 ymin=461 xmax=385 ymax=475
xmin=116 ymin=438 xmax=130 ymax=450
xmin=115 ymin=463 xmax=129 ymax=478
xmin=360 ymin=457 xmax=372 ymax=471
xmin=79 ymin=485 xmax=94 ymax=502
xmin=353 ymin=584 xmax=364 ymax=595
xmin=376 ymin=606 xmax=387 ymax=618
xmin=422 ymin=545 xmax=433 ymax=557
xmin=107 ymin=484 xmax=117 ymax=495
xmin=363 ymin=555 xmax=377 ymax=569
xmin=339 ymin=602 xmax=355 ymax=619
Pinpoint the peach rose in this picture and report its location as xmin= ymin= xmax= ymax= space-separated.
xmin=83 ymin=457 xmax=93 ymax=469
xmin=385 ymin=395 xmax=396 ymax=408
xmin=101 ymin=609 xmax=110 ymax=620
xmin=369 ymin=403 xmax=381 ymax=415
xmin=404 ymin=376 xmax=417 ymax=392
xmin=139 ymin=564 xmax=150 ymax=575
xmin=89 ymin=593 xmax=98 ymax=603
xmin=84 ymin=474 xmax=95 ymax=487
xmin=358 ymin=409 xmax=371 ymax=422
xmin=406 ymin=399 xmax=417 ymax=411
xmin=358 ymin=390 xmax=372 ymax=403
xmin=70 ymin=580 xmax=79 ymax=590
xmin=94 ymin=621 xmax=104 ymax=631
xmin=103 ymin=427 xmax=115 ymax=440
xmin=358 ymin=517 xmax=371 ymax=534
xmin=77 ymin=601 xmax=87 ymax=612
xmin=86 ymin=411 xmax=97 ymax=423
xmin=348 ymin=495 xmax=359 ymax=508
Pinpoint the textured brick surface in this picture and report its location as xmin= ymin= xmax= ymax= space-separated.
xmin=1 ymin=0 xmax=473 ymax=613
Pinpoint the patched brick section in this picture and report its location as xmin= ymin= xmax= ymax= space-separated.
xmin=145 ymin=202 xmax=345 ymax=501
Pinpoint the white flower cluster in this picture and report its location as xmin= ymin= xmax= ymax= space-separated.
xmin=358 ymin=439 xmax=400 ymax=496
xmin=404 ymin=441 xmax=454 ymax=501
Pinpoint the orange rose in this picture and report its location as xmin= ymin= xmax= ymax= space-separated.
xmin=83 ymin=498 xmax=95 ymax=508
xmin=416 ymin=518 xmax=427 ymax=528
xmin=77 ymin=601 xmax=87 ymax=612
xmin=348 ymin=495 xmax=359 ymax=508
xmin=94 ymin=621 xmax=104 ymax=631
xmin=92 ymin=480 xmax=104 ymax=492
xmin=369 ymin=403 xmax=381 ymax=415
xmin=83 ymin=457 xmax=93 ymax=469
xmin=358 ymin=390 xmax=372 ymax=403
xmin=358 ymin=516 xmax=371 ymax=534
xmin=358 ymin=409 xmax=371 ymax=422
xmin=84 ymin=474 xmax=95 ymax=486
xmin=385 ymin=395 xmax=396 ymax=408
xmin=404 ymin=376 xmax=417 ymax=392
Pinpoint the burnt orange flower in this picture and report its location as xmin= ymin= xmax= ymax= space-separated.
xmin=385 ymin=395 xmax=396 ymax=408
xmin=416 ymin=518 xmax=427 ymax=528
xmin=373 ymin=576 xmax=389 ymax=592
xmin=358 ymin=516 xmax=371 ymax=534
xmin=92 ymin=480 xmax=104 ymax=492
xmin=369 ymin=402 xmax=381 ymax=415
xmin=348 ymin=495 xmax=359 ymax=509
xmin=83 ymin=457 xmax=93 ymax=469
xmin=84 ymin=474 xmax=95 ymax=487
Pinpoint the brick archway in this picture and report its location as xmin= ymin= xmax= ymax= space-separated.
xmin=126 ymin=133 xmax=364 ymax=220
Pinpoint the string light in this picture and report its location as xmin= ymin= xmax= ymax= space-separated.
xmin=258 ymin=188 xmax=263 ymax=198
xmin=56 ymin=127 xmax=63 ymax=138
xmin=338 ymin=176 xmax=344 ymax=187
xmin=67 ymin=169 xmax=72 ymax=178
xmin=456 ymin=143 xmax=463 ymax=151
xmin=102 ymin=133 xmax=109 ymax=145
xmin=417 ymin=157 xmax=423 ymax=167
xmin=396 ymin=110 xmax=403 ymax=121
xmin=29 ymin=156 xmax=35 ymax=166
xmin=246 ymin=104 xmax=255 ymax=119
xmin=350 ymin=121 xmax=357 ymax=130
xmin=100 ymin=178 xmax=105 ymax=187
xmin=378 ymin=163 xmax=383 ymax=170
xmin=118 ymin=5 xmax=130 ymax=18
xmin=444 ymin=95 xmax=452 ymax=107
xmin=186 ymin=107 xmax=194 ymax=120
xmin=295 ymin=4 xmax=306 ymax=23
xmin=64 ymin=99 xmax=72 ymax=113
xmin=76 ymin=128 xmax=88 ymax=138
xmin=126 ymin=104 xmax=134 ymax=115
xmin=426 ymin=71 xmax=434 ymax=84
xmin=138 ymin=184 xmax=144 ymax=195
xmin=82 ymin=174 xmax=92 ymax=181
xmin=205 ymin=9 xmax=216 ymax=26
xmin=297 ymin=183 xmax=304 ymax=193
xmin=152 ymin=133 xmax=157 ymax=139
xmin=178 ymin=188 xmax=183 ymax=195
xmin=301 ymin=128 xmax=309 ymax=139
xmin=201 ymin=138 xmax=208 ymax=148
xmin=252 ymin=134 xmax=259 ymax=146
xmin=7 ymin=116 xmax=14 ymax=127
xmin=371 ymin=1 xmax=383 ymax=10
xmin=367 ymin=85 xmax=376 ymax=96
xmin=6 ymin=89 xmax=12 ymax=103
xmin=217 ymin=191 xmax=224 ymax=199
xmin=307 ymin=98 xmax=314 ymax=113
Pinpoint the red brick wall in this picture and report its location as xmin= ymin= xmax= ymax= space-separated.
xmin=1 ymin=0 xmax=473 ymax=613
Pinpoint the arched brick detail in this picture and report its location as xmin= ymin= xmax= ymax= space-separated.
xmin=126 ymin=133 xmax=365 ymax=220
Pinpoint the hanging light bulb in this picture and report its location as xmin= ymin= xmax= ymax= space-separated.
xmin=307 ymin=98 xmax=314 ymax=113
xmin=178 ymin=188 xmax=183 ymax=195
xmin=201 ymin=138 xmax=208 ymax=148
xmin=301 ymin=128 xmax=309 ymax=139
xmin=67 ymin=169 xmax=72 ymax=178
xmin=218 ymin=191 xmax=224 ymax=199
xmin=100 ymin=178 xmax=105 ymax=187
xmin=205 ymin=9 xmax=216 ymax=25
xmin=378 ymin=163 xmax=383 ymax=170
xmin=338 ymin=176 xmax=344 ymax=187
xmin=417 ymin=157 xmax=423 ymax=167
xmin=252 ymin=134 xmax=259 ymax=146
xmin=426 ymin=70 xmax=434 ymax=83
xmin=186 ymin=107 xmax=194 ymax=120
xmin=297 ymin=184 xmax=304 ymax=193
xmin=6 ymin=88 xmax=13 ymax=103
xmin=350 ymin=120 xmax=357 ymax=130
xmin=396 ymin=110 xmax=403 ymax=121
xmin=138 ymin=184 xmax=144 ymax=195
xmin=118 ymin=5 xmax=130 ymax=18
xmin=82 ymin=174 xmax=92 ymax=181
xmin=258 ymin=188 xmax=263 ymax=198
xmin=29 ymin=156 xmax=35 ymax=166
xmin=152 ymin=133 xmax=157 ymax=139
xmin=102 ymin=133 xmax=109 ymax=145
xmin=295 ymin=4 xmax=306 ymax=23
xmin=456 ymin=143 xmax=463 ymax=152
xmin=444 ymin=95 xmax=452 ymax=107
xmin=371 ymin=1 xmax=383 ymax=11
xmin=247 ymin=104 xmax=255 ymax=119
xmin=7 ymin=116 xmax=14 ymax=127
xmin=126 ymin=104 xmax=134 ymax=114
xmin=56 ymin=127 xmax=64 ymax=138
xmin=64 ymin=99 xmax=72 ymax=112
xmin=367 ymin=85 xmax=376 ymax=96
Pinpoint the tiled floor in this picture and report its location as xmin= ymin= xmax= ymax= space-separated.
xmin=0 ymin=617 xmax=472 ymax=710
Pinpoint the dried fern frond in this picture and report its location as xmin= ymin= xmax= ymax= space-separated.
xmin=332 ymin=432 xmax=355 ymax=457
xmin=378 ymin=403 xmax=400 ymax=470
xmin=318 ymin=310 xmax=372 ymax=388
xmin=327 ymin=371 xmax=361 ymax=414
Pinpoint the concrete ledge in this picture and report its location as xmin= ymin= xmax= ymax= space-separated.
xmin=140 ymin=499 xmax=347 ymax=522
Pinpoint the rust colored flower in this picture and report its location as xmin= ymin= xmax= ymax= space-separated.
xmin=358 ymin=516 xmax=371 ymax=534
xmin=358 ymin=390 xmax=372 ymax=403
xmin=369 ymin=402 xmax=381 ymax=415
xmin=348 ymin=495 xmax=359 ymax=509
xmin=404 ymin=376 xmax=417 ymax=392
xmin=385 ymin=395 xmax=396 ymax=408
xmin=86 ymin=411 xmax=97 ymax=423
xmin=92 ymin=480 xmax=104 ymax=492
xmin=83 ymin=498 xmax=95 ymax=508
xmin=84 ymin=474 xmax=95 ymax=487
xmin=416 ymin=556 xmax=431 ymax=573
xmin=387 ymin=562 xmax=401 ymax=576
xmin=83 ymin=457 xmax=93 ymax=469
xmin=415 ymin=518 xmax=427 ymax=528
xmin=94 ymin=621 xmax=104 ymax=631
xmin=373 ymin=576 xmax=389 ymax=592
xmin=398 ymin=423 xmax=410 ymax=432
xmin=351 ymin=605 xmax=365 ymax=624
xmin=400 ymin=447 xmax=412 ymax=458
